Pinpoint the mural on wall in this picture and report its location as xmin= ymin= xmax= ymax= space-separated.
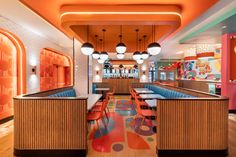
xmin=183 ymin=58 xmax=221 ymax=81
xmin=40 ymin=48 xmax=72 ymax=91
xmin=0 ymin=33 xmax=17 ymax=120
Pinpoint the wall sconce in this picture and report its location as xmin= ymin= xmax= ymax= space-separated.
xmin=96 ymin=70 xmax=99 ymax=75
xmin=32 ymin=66 xmax=36 ymax=74
xmin=143 ymin=71 xmax=146 ymax=75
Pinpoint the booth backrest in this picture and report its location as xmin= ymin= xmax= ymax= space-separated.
xmin=48 ymin=89 xmax=76 ymax=97
xmin=144 ymin=84 xmax=195 ymax=99
xmin=92 ymin=84 xmax=97 ymax=94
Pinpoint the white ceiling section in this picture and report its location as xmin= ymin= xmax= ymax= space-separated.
xmin=153 ymin=0 xmax=236 ymax=60
xmin=0 ymin=0 xmax=72 ymax=49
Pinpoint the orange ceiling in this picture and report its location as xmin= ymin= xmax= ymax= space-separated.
xmin=19 ymin=0 xmax=218 ymax=52
xmin=20 ymin=0 xmax=218 ymax=33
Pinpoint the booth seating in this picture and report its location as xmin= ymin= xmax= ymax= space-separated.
xmin=92 ymin=84 xmax=97 ymax=94
xmin=13 ymin=87 xmax=102 ymax=157
xmin=48 ymin=88 xmax=76 ymax=97
xmin=132 ymin=83 xmax=229 ymax=157
xmin=144 ymin=84 xmax=195 ymax=98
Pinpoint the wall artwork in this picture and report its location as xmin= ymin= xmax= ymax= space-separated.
xmin=183 ymin=58 xmax=221 ymax=81
xmin=40 ymin=48 xmax=72 ymax=91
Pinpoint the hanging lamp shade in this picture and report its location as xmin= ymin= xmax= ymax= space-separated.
xmin=100 ymin=51 xmax=108 ymax=60
xmin=81 ymin=42 xmax=94 ymax=55
xmin=147 ymin=25 xmax=161 ymax=55
xmin=116 ymin=53 xmax=125 ymax=59
xmin=137 ymin=58 xmax=144 ymax=64
xmin=92 ymin=50 xmax=100 ymax=59
xmin=116 ymin=42 xmax=126 ymax=54
xmin=133 ymin=51 xmax=141 ymax=60
xmin=141 ymin=51 xmax=149 ymax=60
xmin=147 ymin=42 xmax=161 ymax=55
xmin=184 ymin=48 xmax=197 ymax=61
xmin=97 ymin=58 xmax=105 ymax=64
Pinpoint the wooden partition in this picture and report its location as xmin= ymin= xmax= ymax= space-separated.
xmin=157 ymin=98 xmax=228 ymax=156
xmin=131 ymin=83 xmax=229 ymax=156
xmin=94 ymin=78 xmax=139 ymax=94
xmin=13 ymin=87 xmax=101 ymax=157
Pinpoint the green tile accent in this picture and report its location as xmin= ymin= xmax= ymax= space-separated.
xmin=179 ymin=8 xmax=236 ymax=44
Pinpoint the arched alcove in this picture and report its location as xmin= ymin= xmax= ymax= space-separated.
xmin=40 ymin=48 xmax=73 ymax=91
xmin=0 ymin=28 xmax=26 ymax=120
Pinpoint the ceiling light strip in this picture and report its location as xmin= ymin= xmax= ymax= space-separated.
xmin=60 ymin=12 xmax=182 ymax=18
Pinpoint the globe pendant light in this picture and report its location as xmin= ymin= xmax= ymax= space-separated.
xmin=116 ymin=26 xmax=126 ymax=54
xmin=141 ymin=35 xmax=149 ymax=59
xmin=100 ymin=29 xmax=108 ymax=60
xmin=137 ymin=59 xmax=144 ymax=64
xmin=97 ymin=58 xmax=105 ymax=64
xmin=81 ymin=25 xmax=94 ymax=55
xmin=147 ymin=25 xmax=161 ymax=55
xmin=117 ymin=53 xmax=125 ymax=59
xmin=133 ymin=29 xmax=142 ymax=61
xmin=133 ymin=51 xmax=141 ymax=60
xmin=92 ymin=35 xmax=100 ymax=59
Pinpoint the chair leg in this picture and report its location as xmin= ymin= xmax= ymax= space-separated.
xmin=104 ymin=109 xmax=109 ymax=121
xmin=96 ymin=120 xmax=102 ymax=135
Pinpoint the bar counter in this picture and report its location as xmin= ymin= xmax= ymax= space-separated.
xmin=101 ymin=78 xmax=139 ymax=94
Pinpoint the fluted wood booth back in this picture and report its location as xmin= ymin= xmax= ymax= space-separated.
xmin=13 ymin=87 xmax=91 ymax=157
xmin=131 ymin=83 xmax=229 ymax=156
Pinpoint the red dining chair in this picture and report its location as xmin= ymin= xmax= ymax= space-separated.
xmin=133 ymin=94 xmax=156 ymax=127
xmin=133 ymin=91 xmax=149 ymax=109
xmin=90 ymin=94 xmax=109 ymax=120
xmin=107 ymin=86 xmax=115 ymax=102
xmin=87 ymin=98 xmax=108 ymax=135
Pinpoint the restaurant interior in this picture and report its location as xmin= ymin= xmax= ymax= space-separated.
xmin=0 ymin=0 xmax=236 ymax=157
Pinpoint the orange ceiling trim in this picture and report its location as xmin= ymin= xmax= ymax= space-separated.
xmin=60 ymin=5 xmax=182 ymax=18
xmin=60 ymin=5 xmax=182 ymax=44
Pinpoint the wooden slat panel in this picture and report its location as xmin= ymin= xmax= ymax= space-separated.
xmin=157 ymin=99 xmax=228 ymax=150
xmin=14 ymin=99 xmax=87 ymax=149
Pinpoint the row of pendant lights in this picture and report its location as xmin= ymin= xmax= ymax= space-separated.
xmin=81 ymin=25 xmax=161 ymax=64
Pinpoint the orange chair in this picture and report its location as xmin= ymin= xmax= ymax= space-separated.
xmin=87 ymin=99 xmax=108 ymax=134
xmin=107 ymin=86 xmax=115 ymax=102
xmin=133 ymin=94 xmax=156 ymax=127
xmin=91 ymin=94 xmax=109 ymax=120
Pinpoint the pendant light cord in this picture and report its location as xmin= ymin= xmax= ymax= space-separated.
xmin=143 ymin=35 xmax=147 ymax=51
xmin=139 ymin=39 xmax=142 ymax=51
xmin=102 ymin=29 xmax=106 ymax=51
xmin=120 ymin=25 xmax=123 ymax=42
xmin=99 ymin=39 xmax=103 ymax=51
xmin=135 ymin=29 xmax=139 ymax=50
xmin=87 ymin=25 xmax=89 ymax=42
xmin=95 ymin=35 xmax=98 ymax=49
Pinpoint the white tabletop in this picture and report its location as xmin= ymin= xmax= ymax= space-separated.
xmin=95 ymin=88 xmax=110 ymax=91
xmin=145 ymin=99 xmax=157 ymax=108
xmin=86 ymin=94 xmax=102 ymax=110
xmin=139 ymin=94 xmax=165 ymax=99
xmin=133 ymin=88 xmax=154 ymax=94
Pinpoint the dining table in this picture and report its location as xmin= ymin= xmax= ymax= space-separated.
xmin=133 ymin=88 xmax=154 ymax=94
xmin=139 ymin=94 xmax=165 ymax=100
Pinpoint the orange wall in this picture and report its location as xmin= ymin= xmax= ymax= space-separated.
xmin=0 ymin=33 xmax=16 ymax=120
xmin=40 ymin=48 xmax=72 ymax=91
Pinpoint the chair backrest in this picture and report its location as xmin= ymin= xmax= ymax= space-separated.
xmin=134 ymin=96 xmax=142 ymax=115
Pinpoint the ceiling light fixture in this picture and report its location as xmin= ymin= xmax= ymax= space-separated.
xmin=141 ymin=35 xmax=149 ymax=60
xmin=137 ymin=59 xmax=144 ymax=64
xmin=133 ymin=29 xmax=142 ymax=61
xmin=100 ymin=29 xmax=109 ymax=60
xmin=97 ymin=58 xmax=105 ymax=64
xmin=116 ymin=25 xmax=126 ymax=54
xmin=117 ymin=53 xmax=125 ymax=59
xmin=147 ymin=25 xmax=161 ymax=55
xmin=92 ymin=35 xmax=100 ymax=59
xmin=81 ymin=25 xmax=94 ymax=55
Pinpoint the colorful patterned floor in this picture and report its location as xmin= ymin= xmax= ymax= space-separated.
xmin=87 ymin=95 xmax=157 ymax=157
